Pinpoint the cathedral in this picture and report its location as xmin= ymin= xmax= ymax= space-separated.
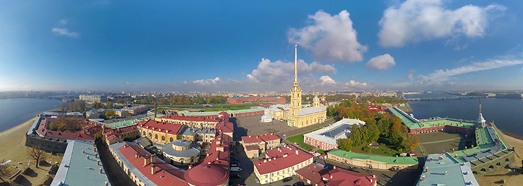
xmin=268 ymin=45 xmax=326 ymax=128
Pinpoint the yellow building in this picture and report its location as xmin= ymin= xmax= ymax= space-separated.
xmin=268 ymin=45 xmax=326 ymax=128
xmin=137 ymin=119 xmax=185 ymax=144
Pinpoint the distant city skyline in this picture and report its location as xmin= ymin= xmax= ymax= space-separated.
xmin=1 ymin=0 xmax=523 ymax=92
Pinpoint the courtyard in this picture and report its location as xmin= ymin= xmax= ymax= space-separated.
xmin=413 ymin=131 xmax=471 ymax=156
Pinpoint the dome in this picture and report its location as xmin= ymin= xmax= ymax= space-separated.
xmin=313 ymin=95 xmax=320 ymax=102
xmin=184 ymin=164 xmax=229 ymax=185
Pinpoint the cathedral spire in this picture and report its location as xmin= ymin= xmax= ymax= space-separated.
xmin=294 ymin=45 xmax=298 ymax=84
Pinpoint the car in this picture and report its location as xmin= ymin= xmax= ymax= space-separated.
xmin=283 ymin=177 xmax=293 ymax=182
xmin=230 ymin=167 xmax=242 ymax=172
xmin=231 ymin=163 xmax=239 ymax=167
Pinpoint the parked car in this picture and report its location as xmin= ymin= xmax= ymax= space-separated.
xmin=283 ymin=177 xmax=293 ymax=182
xmin=230 ymin=167 xmax=242 ymax=172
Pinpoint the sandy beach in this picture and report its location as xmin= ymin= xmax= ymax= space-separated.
xmin=475 ymin=131 xmax=523 ymax=186
xmin=0 ymin=116 xmax=63 ymax=185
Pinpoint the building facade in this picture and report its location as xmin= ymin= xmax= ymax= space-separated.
xmin=253 ymin=145 xmax=313 ymax=184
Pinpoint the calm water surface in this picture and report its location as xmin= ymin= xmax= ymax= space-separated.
xmin=407 ymin=93 xmax=523 ymax=138
xmin=0 ymin=98 xmax=61 ymax=132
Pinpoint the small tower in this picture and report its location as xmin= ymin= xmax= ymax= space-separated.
xmin=476 ymin=99 xmax=486 ymax=128
xmin=312 ymin=95 xmax=321 ymax=108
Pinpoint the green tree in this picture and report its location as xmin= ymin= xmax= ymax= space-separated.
xmin=105 ymin=101 xmax=113 ymax=109
xmin=338 ymin=138 xmax=353 ymax=151
xmin=105 ymin=110 xmax=115 ymax=119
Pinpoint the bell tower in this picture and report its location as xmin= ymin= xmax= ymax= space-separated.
xmin=289 ymin=45 xmax=302 ymax=126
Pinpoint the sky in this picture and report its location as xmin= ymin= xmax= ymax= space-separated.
xmin=1 ymin=0 xmax=523 ymax=92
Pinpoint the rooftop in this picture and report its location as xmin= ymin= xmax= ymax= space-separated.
xmin=417 ymin=153 xmax=478 ymax=186
xmin=304 ymin=118 xmax=365 ymax=146
xmin=388 ymin=107 xmax=475 ymax=129
xmin=299 ymin=107 xmax=326 ymax=116
xmin=110 ymin=142 xmax=188 ymax=186
xmin=253 ymin=145 xmax=313 ymax=175
xmin=51 ymin=140 xmax=110 ymax=186
xmin=242 ymin=133 xmax=281 ymax=144
xmin=328 ymin=149 xmax=419 ymax=165
xmin=136 ymin=119 xmax=185 ymax=135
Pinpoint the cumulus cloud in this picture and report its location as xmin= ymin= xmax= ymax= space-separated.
xmin=366 ymin=54 xmax=396 ymax=71
xmin=346 ymin=80 xmax=367 ymax=87
xmin=378 ymin=0 xmax=505 ymax=47
xmin=247 ymin=58 xmax=336 ymax=84
xmin=52 ymin=28 xmax=79 ymax=38
xmin=192 ymin=77 xmax=221 ymax=85
xmin=420 ymin=59 xmax=523 ymax=84
xmin=407 ymin=72 xmax=415 ymax=81
xmin=289 ymin=10 xmax=367 ymax=62
xmin=320 ymin=76 xmax=336 ymax=85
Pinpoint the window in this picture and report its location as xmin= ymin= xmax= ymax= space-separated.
xmin=170 ymin=137 xmax=174 ymax=142
xmin=155 ymin=134 xmax=158 ymax=139
xmin=161 ymin=136 xmax=165 ymax=141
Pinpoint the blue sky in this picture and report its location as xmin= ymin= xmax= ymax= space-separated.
xmin=1 ymin=0 xmax=523 ymax=92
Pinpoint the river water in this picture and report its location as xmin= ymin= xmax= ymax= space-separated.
xmin=406 ymin=93 xmax=523 ymax=138
xmin=0 ymin=98 xmax=62 ymax=132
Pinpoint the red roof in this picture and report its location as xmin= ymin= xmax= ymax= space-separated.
xmin=242 ymin=133 xmax=280 ymax=144
xmin=215 ymin=121 xmax=233 ymax=133
xmin=322 ymin=168 xmax=376 ymax=186
xmin=137 ymin=120 xmax=184 ymax=135
xmin=202 ymin=132 xmax=231 ymax=169
xmin=253 ymin=145 xmax=313 ymax=175
xmin=259 ymin=133 xmax=281 ymax=142
xmin=118 ymin=143 xmax=188 ymax=186
xmin=184 ymin=164 xmax=229 ymax=186
xmin=241 ymin=135 xmax=263 ymax=144
xmin=295 ymin=164 xmax=326 ymax=186
xmin=36 ymin=118 xmax=100 ymax=140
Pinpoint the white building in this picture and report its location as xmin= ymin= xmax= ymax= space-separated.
xmin=304 ymin=118 xmax=365 ymax=150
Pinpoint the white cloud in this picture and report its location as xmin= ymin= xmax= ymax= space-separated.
xmin=289 ymin=10 xmax=367 ymax=62
xmin=378 ymin=0 xmax=505 ymax=47
xmin=420 ymin=59 xmax=523 ymax=84
xmin=192 ymin=77 xmax=221 ymax=85
xmin=346 ymin=80 xmax=367 ymax=87
xmin=247 ymin=58 xmax=336 ymax=84
xmin=407 ymin=72 xmax=414 ymax=81
xmin=366 ymin=54 xmax=396 ymax=71
xmin=52 ymin=28 xmax=79 ymax=38
xmin=320 ymin=76 xmax=336 ymax=85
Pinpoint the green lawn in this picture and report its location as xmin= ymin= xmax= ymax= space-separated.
xmin=351 ymin=144 xmax=399 ymax=156
xmin=287 ymin=134 xmax=314 ymax=151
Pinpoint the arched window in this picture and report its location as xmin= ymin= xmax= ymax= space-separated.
xmin=142 ymin=131 xmax=146 ymax=136
xmin=155 ymin=134 xmax=158 ymax=139
xmin=170 ymin=137 xmax=174 ymax=142
xmin=149 ymin=133 xmax=152 ymax=137
xmin=161 ymin=136 xmax=165 ymax=141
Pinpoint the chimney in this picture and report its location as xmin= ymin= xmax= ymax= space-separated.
xmin=99 ymin=168 xmax=103 ymax=174
xmin=425 ymin=167 xmax=428 ymax=173
xmin=151 ymin=166 xmax=160 ymax=174
xmin=333 ymin=166 xmax=336 ymax=169
xmin=151 ymin=155 xmax=156 ymax=163
xmin=296 ymin=150 xmax=299 ymax=155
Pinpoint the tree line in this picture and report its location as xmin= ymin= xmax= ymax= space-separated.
xmin=331 ymin=100 xmax=419 ymax=153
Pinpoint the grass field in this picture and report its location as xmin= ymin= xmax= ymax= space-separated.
xmin=287 ymin=134 xmax=314 ymax=151
xmin=351 ymin=144 xmax=400 ymax=156
xmin=156 ymin=103 xmax=257 ymax=112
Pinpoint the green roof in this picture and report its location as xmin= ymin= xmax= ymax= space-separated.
xmin=328 ymin=149 xmax=419 ymax=165
xmin=475 ymin=127 xmax=494 ymax=149
xmin=105 ymin=115 xmax=162 ymax=129
xmin=389 ymin=107 xmax=475 ymax=129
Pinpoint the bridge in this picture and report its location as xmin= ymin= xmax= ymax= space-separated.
xmin=406 ymin=96 xmax=487 ymax=101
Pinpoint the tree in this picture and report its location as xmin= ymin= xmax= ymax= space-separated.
xmin=338 ymin=138 xmax=353 ymax=151
xmin=27 ymin=147 xmax=48 ymax=168
xmin=105 ymin=110 xmax=115 ymax=119
xmin=105 ymin=101 xmax=113 ymax=109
